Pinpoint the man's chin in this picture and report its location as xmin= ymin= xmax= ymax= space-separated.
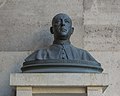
xmin=58 ymin=35 xmax=68 ymax=40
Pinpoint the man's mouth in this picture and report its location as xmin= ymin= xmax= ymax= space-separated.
xmin=60 ymin=28 xmax=67 ymax=32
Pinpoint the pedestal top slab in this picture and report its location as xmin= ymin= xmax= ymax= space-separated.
xmin=10 ymin=73 xmax=109 ymax=87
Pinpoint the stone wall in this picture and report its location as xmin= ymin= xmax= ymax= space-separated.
xmin=84 ymin=0 xmax=120 ymax=51
xmin=0 ymin=0 xmax=83 ymax=51
xmin=0 ymin=0 xmax=120 ymax=96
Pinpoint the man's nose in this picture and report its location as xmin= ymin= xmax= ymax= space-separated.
xmin=61 ymin=19 xmax=65 ymax=26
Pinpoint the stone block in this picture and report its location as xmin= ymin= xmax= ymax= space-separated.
xmin=17 ymin=87 xmax=32 ymax=96
xmin=33 ymin=93 xmax=86 ymax=96
xmin=87 ymin=87 xmax=102 ymax=96
xmin=32 ymin=87 xmax=85 ymax=94
xmin=10 ymin=73 xmax=108 ymax=96
xmin=10 ymin=73 xmax=109 ymax=88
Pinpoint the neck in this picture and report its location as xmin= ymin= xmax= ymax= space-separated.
xmin=53 ymin=39 xmax=71 ymax=45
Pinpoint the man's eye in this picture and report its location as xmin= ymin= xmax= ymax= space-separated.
xmin=65 ymin=20 xmax=69 ymax=23
xmin=55 ymin=21 xmax=61 ymax=24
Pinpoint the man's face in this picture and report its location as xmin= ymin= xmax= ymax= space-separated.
xmin=52 ymin=14 xmax=73 ymax=40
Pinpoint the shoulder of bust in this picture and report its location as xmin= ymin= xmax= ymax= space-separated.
xmin=70 ymin=45 xmax=87 ymax=52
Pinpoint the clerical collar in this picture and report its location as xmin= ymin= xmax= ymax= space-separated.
xmin=53 ymin=40 xmax=71 ymax=45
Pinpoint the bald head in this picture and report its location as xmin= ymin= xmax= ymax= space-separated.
xmin=52 ymin=13 xmax=72 ymax=26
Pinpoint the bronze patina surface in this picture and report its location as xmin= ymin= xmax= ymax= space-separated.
xmin=21 ymin=13 xmax=103 ymax=73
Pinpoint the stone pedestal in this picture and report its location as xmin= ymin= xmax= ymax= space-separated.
xmin=10 ymin=73 xmax=109 ymax=96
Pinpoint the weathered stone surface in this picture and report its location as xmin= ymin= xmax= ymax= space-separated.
xmin=84 ymin=0 xmax=120 ymax=25
xmin=32 ymin=87 xmax=85 ymax=94
xmin=33 ymin=93 xmax=86 ymax=96
xmin=87 ymin=87 xmax=102 ymax=96
xmin=91 ymin=52 xmax=120 ymax=96
xmin=0 ymin=52 xmax=29 ymax=96
xmin=83 ymin=0 xmax=120 ymax=51
xmin=0 ymin=0 xmax=83 ymax=51
xmin=10 ymin=73 xmax=108 ymax=87
xmin=84 ymin=25 xmax=120 ymax=51
xmin=10 ymin=73 xmax=108 ymax=96
xmin=17 ymin=87 xmax=32 ymax=96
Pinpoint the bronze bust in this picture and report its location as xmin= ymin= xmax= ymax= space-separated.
xmin=21 ymin=13 xmax=103 ymax=73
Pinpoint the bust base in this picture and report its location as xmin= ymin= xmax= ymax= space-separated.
xmin=10 ymin=73 xmax=109 ymax=96
xmin=21 ymin=60 xmax=103 ymax=73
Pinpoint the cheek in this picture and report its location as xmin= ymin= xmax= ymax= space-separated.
xmin=54 ymin=25 xmax=60 ymax=28
xmin=66 ymin=24 xmax=71 ymax=27
xmin=67 ymin=25 xmax=71 ymax=30
xmin=53 ymin=26 xmax=59 ymax=31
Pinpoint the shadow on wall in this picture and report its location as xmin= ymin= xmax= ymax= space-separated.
xmin=32 ymin=29 xmax=53 ymax=51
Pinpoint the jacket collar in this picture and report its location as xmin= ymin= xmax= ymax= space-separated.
xmin=53 ymin=40 xmax=71 ymax=45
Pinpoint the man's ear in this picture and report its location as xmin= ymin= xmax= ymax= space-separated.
xmin=50 ymin=27 xmax=54 ymax=34
xmin=71 ymin=27 xmax=74 ymax=34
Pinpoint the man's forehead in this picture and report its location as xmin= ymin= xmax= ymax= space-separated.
xmin=53 ymin=14 xmax=71 ymax=21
